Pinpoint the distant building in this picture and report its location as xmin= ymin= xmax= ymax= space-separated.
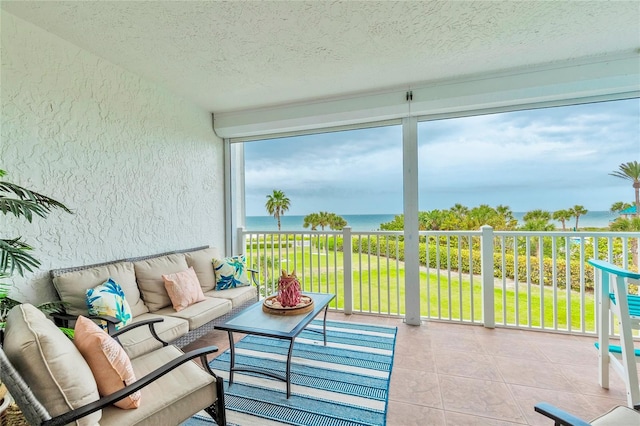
xmin=619 ymin=205 xmax=637 ymax=218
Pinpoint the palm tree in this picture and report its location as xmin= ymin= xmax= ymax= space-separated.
xmin=302 ymin=212 xmax=320 ymax=230
xmin=610 ymin=216 xmax=640 ymax=270
xmin=520 ymin=209 xmax=554 ymax=258
xmin=496 ymin=204 xmax=518 ymax=230
xmin=316 ymin=211 xmax=332 ymax=230
xmin=265 ymin=189 xmax=290 ymax=230
xmin=610 ymin=161 xmax=640 ymax=217
xmin=552 ymin=209 xmax=572 ymax=231
xmin=328 ymin=213 xmax=347 ymax=230
xmin=522 ymin=209 xmax=553 ymax=229
xmin=420 ymin=209 xmax=447 ymax=230
xmin=570 ymin=205 xmax=588 ymax=230
xmin=610 ymin=201 xmax=632 ymax=213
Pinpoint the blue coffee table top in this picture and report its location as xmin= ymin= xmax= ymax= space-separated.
xmin=215 ymin=292 xmax=335 ymax=339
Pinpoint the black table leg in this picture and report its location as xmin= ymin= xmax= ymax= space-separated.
xmin=322 ymin=304 xmax=329 ymax=346
xmin=286 ymin=338 xmax=295 ymax=398
xmin=227 ymin=331 xmax=235 ymax=386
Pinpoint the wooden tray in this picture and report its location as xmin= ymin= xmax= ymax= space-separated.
xmin=262 ymin=295 xmax=314 ymax=315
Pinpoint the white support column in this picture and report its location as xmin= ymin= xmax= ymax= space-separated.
xmin=403 ymin=116 xmax=421 ymax=326
xmin=480 ymin=225 xmax=495 ymax=328
xmin=225 ymin=140 xmax=246 ymax=256
xmin=342 ymin=226 xmax=353 ymax=315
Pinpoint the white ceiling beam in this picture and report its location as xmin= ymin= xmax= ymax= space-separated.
xmin=214 ymin=53 xmax=640 ymax=140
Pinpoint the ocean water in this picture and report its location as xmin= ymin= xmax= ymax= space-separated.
xmin=245 ymin=211 xmax=618 ymax=231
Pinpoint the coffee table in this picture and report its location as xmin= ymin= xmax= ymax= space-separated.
xmin=214 ymin=292 xmax=335 ymax=398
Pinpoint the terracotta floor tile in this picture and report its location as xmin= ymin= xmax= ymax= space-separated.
xmin=434 ymin=349 xmax=503 ymax=381
xmin=386 ymin=401 xmax=446 ymax=426
xmin=439 ymin=375 xmax=527 ymax=423
xmin=493 ymin=356 xmax=576 ymax=392
xmin=389 ymin=367 xmax=443 ymax=409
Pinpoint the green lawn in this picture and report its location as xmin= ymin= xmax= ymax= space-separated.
xmin=246 ymin=244 xmax=595 ymax=332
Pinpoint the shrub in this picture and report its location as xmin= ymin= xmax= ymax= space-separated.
xmin=353 ymin=236 xmax=595 ymax=291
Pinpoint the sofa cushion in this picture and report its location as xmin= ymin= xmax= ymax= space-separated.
xmin=213 ymin=255 xmax=250 ymax=290
xmin=53 ymin=261 xmax=148 ymax=317
xmin=153 ymin=297 xmax=231 ymax=330
xmin=100 ymin=345 xmax=217 ymax=425
xmin=185 ymin=247 xmax=221 ymax=292
xmin=134 ymin=254 xmax=189 ymax=312
xmin=162 ymin=267 xmax=206 ymax=312
xmin=204 ymin=285 xmax=257 ymax=308
xmin=118 ymin=313 xmax=190 ymax=359
xmin=74 ymin=316 xmax=141 ymax=409
xmin=3 ymin=304 xmax=101 ymax=425
xmin=86 ymin=278 xmax=133 ymax=329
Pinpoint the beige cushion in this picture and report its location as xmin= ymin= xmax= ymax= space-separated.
xmin=162 ymin=267 xmax=206 ymax=312
xmin=134 ymin=254 xmax=189 ymax=312
xmin=204 ymin=285 xmax=257 ymax=308
xmin=153 ymin=297 xmax=231 ymax=330
xmin=118 ymin=313 xmax=190 ymax=359
xmin=74 ymin=316 xmax=141 ymax=409
xmin=53 ymin=261 xmax=148 ymax=317
xmin=185 ymin=247 xmax=221 ymax=292
xmin=591 ymin=405 xmax=640 ymax=425
xmin=100 ymin=345 xmax=217 ymax=425
xmin=3 ymin=304 xmax=101 ymax=425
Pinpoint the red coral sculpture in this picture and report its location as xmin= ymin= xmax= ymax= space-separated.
xmin=277 ymin=269 xmax=302 ymax=307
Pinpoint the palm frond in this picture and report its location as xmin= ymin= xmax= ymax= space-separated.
xmin=59 ymin=327 xmax=75 ymax=340
xmin=36 ymin=300 xmax=68 ymax=315
xmin=0 ymin=180 xmax=73 ymax=220
xmin=610 ymin=161 xmax=640 ymax=181
xmin=0 ymin=238 xmax=40 ymax=276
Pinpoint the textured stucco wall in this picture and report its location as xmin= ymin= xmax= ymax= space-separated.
xmin=1 ymin=12 xmax=225 ymax=304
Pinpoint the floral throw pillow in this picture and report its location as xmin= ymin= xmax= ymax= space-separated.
xmin=213 ymin=255 xmax=250 ymax=290
xmin=86 ymin=278 xmax=133 ymax=330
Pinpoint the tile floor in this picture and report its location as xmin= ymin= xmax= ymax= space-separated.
xmin=183 ymin=312 xmax=633 ymax=426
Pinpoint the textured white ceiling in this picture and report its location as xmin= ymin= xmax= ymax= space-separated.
xmin=2 ymin=1 xmax=639 ymax=113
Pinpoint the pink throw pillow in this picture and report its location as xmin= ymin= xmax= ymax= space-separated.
xmin=73 ymin=316 xmax=141 ymax=409
xmin=162 ymin=266 xmax=206 ymax=312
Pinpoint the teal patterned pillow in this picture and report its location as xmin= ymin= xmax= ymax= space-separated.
xmin=86 ymin=278 xmax=133 ymax=330
xmin=213 ymin=255 xmax=250 ymax=290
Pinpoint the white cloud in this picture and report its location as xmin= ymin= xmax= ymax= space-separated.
xmin=245 ymin=99 xmax=640 ymax=215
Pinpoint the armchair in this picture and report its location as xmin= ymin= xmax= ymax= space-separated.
xmin=534 ymin=402 xmax=640 ymax=425
xmin=0 ymin=304 xmax=226 ymax=425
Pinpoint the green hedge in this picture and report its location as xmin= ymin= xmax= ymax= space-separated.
xmin=353 ymin=237 xmax=594 ymax=291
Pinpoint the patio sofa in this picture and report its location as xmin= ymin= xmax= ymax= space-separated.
xmin=50 ymin=246 xmax=259 ymax=359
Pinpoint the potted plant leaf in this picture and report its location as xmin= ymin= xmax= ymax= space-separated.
xmin=0 ymin=169 xmax=73 ymax=327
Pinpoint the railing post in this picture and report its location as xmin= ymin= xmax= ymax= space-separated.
xmin=481 ymin=225 xmax=495 ymax=328
xmin=343 ymin=227 xmax=353 ymax=315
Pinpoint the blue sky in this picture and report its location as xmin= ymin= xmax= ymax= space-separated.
xmin=244 ymin=98 xmax=640 ymax=216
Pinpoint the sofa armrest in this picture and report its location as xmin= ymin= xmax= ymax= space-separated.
xmin=110 ymin=318 xmax=168 ymax=347
xmin=51 ymin=312 xmax=119 ymax=330
xmin=248 ymin=267 xmax=261 ymax=298
xmin=42 ymin=345 xmax=223 ymax=426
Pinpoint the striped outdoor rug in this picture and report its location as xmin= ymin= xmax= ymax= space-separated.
xmin=183 ymin=320 xmax=397 ymax=426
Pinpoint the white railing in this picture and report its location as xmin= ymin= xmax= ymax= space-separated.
xmin=238 ymin=226 xmax=639 ymax=335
